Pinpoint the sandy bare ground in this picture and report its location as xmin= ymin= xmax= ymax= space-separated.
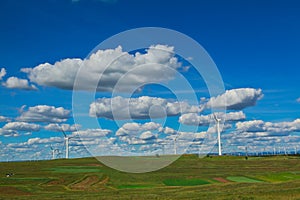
xmin=213 ymin=177 xmax=230 ymax=183
xmin=0 ymin=186 xmax=31 ymax=196
xmin=69 ymin=175 xmax=109 ymax=191
xmin=47 ymin=178 xmax=66 ymax=185
xmin=70 ymin=175 xmax=99 ymax=190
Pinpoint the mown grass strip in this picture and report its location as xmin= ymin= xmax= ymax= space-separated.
xmin=226 ymin=176 xmax=263 ymax=183
xmin=163 ymin=178 xmax=210 ymax=186
xmin=117 ymin=184 xmax=154 ymax=189
xmin=47 ymin=167 xmax=102 ymax=173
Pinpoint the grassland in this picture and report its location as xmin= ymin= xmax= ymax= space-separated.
xmin=1 ymin=155 xmax=300 ymax=199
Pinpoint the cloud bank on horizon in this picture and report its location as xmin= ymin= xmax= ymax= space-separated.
xmin=1 ymin=85 xmax=299 ymax=160
xmin=0 ymin=43 xmax=299 ymax=161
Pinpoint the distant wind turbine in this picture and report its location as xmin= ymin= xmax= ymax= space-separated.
xmin=56 ymin=150 xmax=63 ymax=158
xmin=173 ymin=133 xmax=181 ymax=155
xmin=61 ymin=129 xmax=72 ymax=159
xmin=50 ymin=145 xmax=59 ymax=160
xmin=50 ymin=145 xmax=55 ymax=160
xmin=174 ymin=137 xmax=177 ymax=155
xmin=213 ymin=113 xmax=222 ymax=156
xmin=284 ymin=147 xmax=287 ymax=156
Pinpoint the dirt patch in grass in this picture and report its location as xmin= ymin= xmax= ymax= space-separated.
xmin=0 ymin=186 xmax=31 ymax=196
xmin=91 ymin=175 xmax=110 ymax=189
xmin=47 ymin=178 xmax=66 ymax=185
xmin=84 ymin=163 xmax=103 ymax=167
xmin=70 ymin=175 xmax=100 ymax=190
xmin=214 ymin=177 xmax=230 ymax=183
xmin=98 ymin=176 xmax=109 ymax=185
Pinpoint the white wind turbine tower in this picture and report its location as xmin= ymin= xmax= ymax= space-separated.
xmin=213 ymin=113 xmax=222 ymax=156
xmin=173 ymin=133 xmax=181 ymax=155
xmin=174 ymin=136 xmax=177 ymax=155
xmin=61 ymin=129 xmax=71 ymax=159
xmin=158 ymin=140 xmax=166 ymax=155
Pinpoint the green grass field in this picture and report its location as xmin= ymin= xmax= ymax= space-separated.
xmin=1 ymin=155 xmax=300 ymax=199
xmin=226 ymin=176 xmax=263 ymax=183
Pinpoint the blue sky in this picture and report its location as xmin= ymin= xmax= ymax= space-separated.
xmin=0 ymin=0 xmax=300 ymax=161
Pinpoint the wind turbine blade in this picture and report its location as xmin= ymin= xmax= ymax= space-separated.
xmin=69 ymin=136 xmax=76 ymax=139
xmin=213 ymin=113 xmax=218 ymax=121
xmin=61 ymin=129 xmax=67 ymax=137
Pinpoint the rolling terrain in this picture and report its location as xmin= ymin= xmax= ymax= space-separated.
xmin=1 ymin=155 xmax=300 ymax=199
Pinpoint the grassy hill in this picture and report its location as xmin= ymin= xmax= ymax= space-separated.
xmin=1 ymin=155 xmax=300 ymax=199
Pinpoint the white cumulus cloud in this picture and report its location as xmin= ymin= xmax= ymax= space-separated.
xmin=0 ymin=122 xmax=41 ymax=137
xmin=21 ymin=45 xmax=182 ymax=92
xmin=0 ymin=129 xmax=19 ymax=137
xmin=203 ymin=88 xmax=263 ymax=110
xmin=90 ymin=96 xmax=200 ymax=120
xmin=0 ymin=116 xmax=10 ymax=122
xmin=139 ymin=131 xmax=156 ymax=140
xmin=44 ymin=123 xmax=80 ymax=132
xmin=116 ymin=122 xmax=161 ymax=136
xmin=72 ymin=129 xmax=111 ymax=138
xmin=0 ymin=68 xmax=6 ymax=80
xmin=236 ymin=119 xmax=300 ymax=134
xmin=115 ymin=122 xmax=208 ymax=148
xmin=2 ymin=122 xmax=40 ymax=132
xmin=27 ymin=137 xmax=62 ymax=145
xmin=2 ymin=77 xmax=37 ymax=90
xmin=17 ymin=105 xmax=71 ymax=123
xmin=179 ymin=111 xmax=246 ymax=126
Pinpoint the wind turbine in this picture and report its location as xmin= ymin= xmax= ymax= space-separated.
xmin=50 ymin=145 xmax=55 ymax=160
xmin=174 ymin=136 xmax=177 ymax=155
xmin=50 ymin=145 xmax=59 ymax=160
xmin=61 ymin=129 xmax=71 ymax=159
xmin=158 ymin=139 xmax=166 ymax=155
xmin=213 ymin=113 xmax=222 ymax=156
xmin=161 ymin=142 xmax=167 ymax=155
xmin=284 ymin=146 xmax=287 ymax=156
xmin=56 ymin=150 xmax=63 ymax=158
xmin=173 ymin=133 xmax=181 ymax=155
